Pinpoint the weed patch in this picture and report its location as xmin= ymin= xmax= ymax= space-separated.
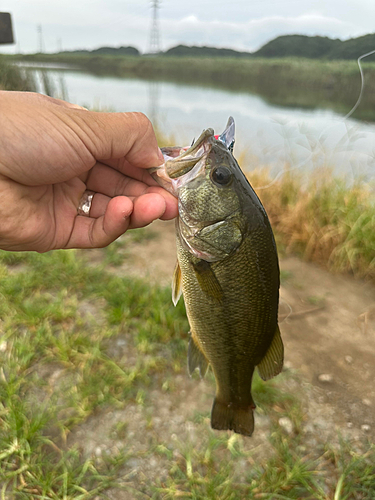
xmin=0 ymin=232 xmax=373 ymax=498
xmin=249 ymin=168 xmax=375 ymax=281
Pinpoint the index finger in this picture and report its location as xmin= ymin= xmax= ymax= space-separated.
xmin=99 ymin=158 xmax=160 ymax=185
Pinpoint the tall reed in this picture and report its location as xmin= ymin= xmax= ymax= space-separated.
xmin=0 ymin=56 xmax=36 ymax=91
xmin=249 ymin=168 xmax=375 ymax=279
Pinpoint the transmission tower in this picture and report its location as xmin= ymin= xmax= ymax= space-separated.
xmin=149 ymin=0 xmax=161 ymax=54
xmin=37 ymin=24 xmax=44 ymax=53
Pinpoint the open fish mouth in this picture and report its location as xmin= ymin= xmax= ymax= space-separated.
xmin=149 ymin=117 xmax=235 ymax=196
xmin=162 ymin=116 xmax=235 ymax=180
xmin=164 ymin=128 xmax=214 ymax=179
xmin=149 ymin=128 xmax=214 ymax=196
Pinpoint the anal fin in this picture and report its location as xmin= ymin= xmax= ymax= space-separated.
xmin=257 ymin=325 xmax=284 ymax=381
xmin=172 ymin=260 xmax=182 ymax=306
xmin=188 ymin=335 xmax=209 ymax=378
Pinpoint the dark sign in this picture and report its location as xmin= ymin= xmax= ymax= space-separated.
xmin=0 ymin=13 xmax=14 ymax=44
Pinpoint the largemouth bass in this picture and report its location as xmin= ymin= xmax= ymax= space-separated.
xmin=151 ymin=117 xmax=283 ymax=437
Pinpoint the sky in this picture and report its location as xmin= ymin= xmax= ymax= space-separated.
xmin=0 ymin=0 xmax=374 ymax=54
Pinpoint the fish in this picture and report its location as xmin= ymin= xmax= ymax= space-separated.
xmin=150 ymin=117 xmax=283 ymax=437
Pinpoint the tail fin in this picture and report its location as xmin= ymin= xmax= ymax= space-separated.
xmin=211 ymin=398 xmax=255 ymax=437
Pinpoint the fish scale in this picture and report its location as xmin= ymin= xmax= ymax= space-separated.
xmin=150 ymin=117 xmax=284 ymax=436
xmin=177 ymin=223 xmax=280 ymax=436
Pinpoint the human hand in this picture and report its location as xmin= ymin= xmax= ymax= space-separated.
xmin=0 ymin=91 xmax=177 ymax=252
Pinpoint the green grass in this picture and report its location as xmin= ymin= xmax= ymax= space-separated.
xmin=1 ymin=50 xmax=375 ymax=497
xmin=0 ymin=384 xmax=127 ymax=499
xmin=101 ymin=228 xmax=157 ymax=267
xmin=0 ymin=246 xmax=188 ymax=497
xmin=153 ymin=428 xmax=375 ymax=500
xmin=0 ymin=238 xmax=374 ymax=499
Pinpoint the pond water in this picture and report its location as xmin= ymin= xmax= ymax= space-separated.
xmin=20 ymin=64 xmax=375 ymax=182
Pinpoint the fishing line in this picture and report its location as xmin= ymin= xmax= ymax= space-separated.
xmin=279 ymin=298 xmax=293 ymax=323
xmin=343 ymin=48 xmax=375 ymax=120
xmin=253 ymin=150 xmax=314 ymax=190
xmin=253 ymin=48 xmax=375 ymax=191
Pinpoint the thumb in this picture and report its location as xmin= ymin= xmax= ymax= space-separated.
xmin=71 ymin=110 xmax=164 ymax=169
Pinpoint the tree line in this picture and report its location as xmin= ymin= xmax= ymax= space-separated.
xmin=57 ymin=33 xmax=375 ymax=61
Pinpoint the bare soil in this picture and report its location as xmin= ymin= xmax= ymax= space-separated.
xmin=112 ymin=219 xmax=375 ymax=437
xmin=70 ymin=220 xmax=375 ymax=497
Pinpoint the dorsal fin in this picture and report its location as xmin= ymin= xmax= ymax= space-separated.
xmin=218 ymin=116 xmax=235 ymax=153
xmin=257 ymin=326 xmax=284 ymax=381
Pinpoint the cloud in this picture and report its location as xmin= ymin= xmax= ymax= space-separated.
xmin=1 ymin=1 xmax=373 ymax=54
xmin=162 ymin=13 xmax=366 ymax=52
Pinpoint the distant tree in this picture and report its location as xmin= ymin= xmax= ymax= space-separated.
xmin=252 ymin=33 xmax=375 ymax=61
xmin=326 ymin=33 xmax=375 ymax=61
xmin=163 ymin=45 xmax=251 ymax=58
xmin=59 ymin=46 xmax=140 ymax=56
xmin=91 ymin=46 xmax=140 ymax=56
xmin=55 ymin=34 xmax=375 ymax=61
xmin=253 ymin=35 xmax=342 ymax=59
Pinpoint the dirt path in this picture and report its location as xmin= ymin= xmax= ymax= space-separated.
xmin=116 ymin=220 xmax=375 ymax=438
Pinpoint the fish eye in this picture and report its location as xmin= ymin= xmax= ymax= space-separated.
xmin=211 ymin=166 xmax=232 ymax=186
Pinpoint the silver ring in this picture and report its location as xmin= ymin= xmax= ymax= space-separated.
xmin=77 ymin=190 xmax=95 ymax=216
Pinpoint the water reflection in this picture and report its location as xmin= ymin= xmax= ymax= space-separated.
xmin=31 ymin=67 xmax=68 ymax=101
xmin=148 ymin=80 xmax=160 ymax=130
xmin=20 ymin=65 xmax=375 ymax=181
xmin=58 ymin=72 xmax=68 ymax=101
xmin=39 ymin=69 xmax=55 ymax=97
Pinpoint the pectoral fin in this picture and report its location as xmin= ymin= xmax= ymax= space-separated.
xmin=172 ymin=261 xmax=182 ymax=306
xmin=257 ymin=326 xmax=284 ymax=381
xmin=192 ymin=260 xmax=223 ymax=303
xmin=188 ymin=335 xmax=209 ymax=378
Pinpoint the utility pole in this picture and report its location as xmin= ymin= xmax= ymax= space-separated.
xmin=149 ymin=0 xmax=161 ymax=54
xmin=37 ymin=24 xmax=44 ymax=53
xmin=57 ymin=37 xmax=62 ymax=53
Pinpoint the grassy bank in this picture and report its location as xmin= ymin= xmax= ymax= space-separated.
xmin=247 ymin=167 xmax=375 ymax=281
xmin=0 ymin=56 xmax=35 ymax=91
xmin=0 ymin=238 xmax=374 ymax=499
xmin=7 ymin=53 xmax=375 ymax=121
xmin=0 ymin=61 xmax=374 ymax=495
